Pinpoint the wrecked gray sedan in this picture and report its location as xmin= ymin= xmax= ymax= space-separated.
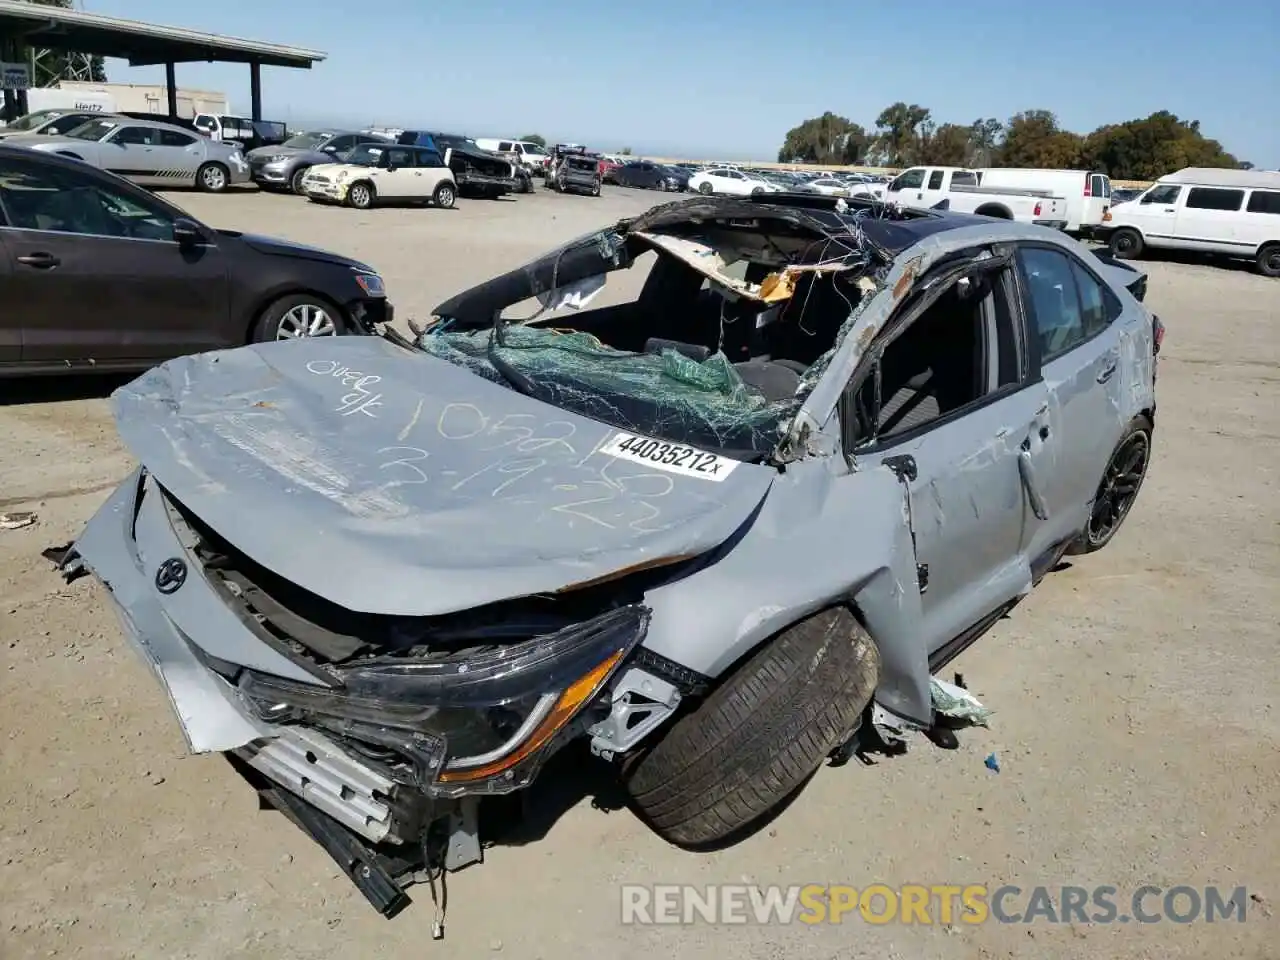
xmin=52 ymin=193 xmax=1161 ymax=920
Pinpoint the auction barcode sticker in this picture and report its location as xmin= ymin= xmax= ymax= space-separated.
xmin=600 ymin=431 xmax=739 ymax=481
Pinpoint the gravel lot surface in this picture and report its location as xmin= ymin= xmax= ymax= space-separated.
xmin=1 ymin=185 xmax=1276 ymax=960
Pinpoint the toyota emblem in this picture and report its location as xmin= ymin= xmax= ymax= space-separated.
xmin=154 ymin=557 xmax=188 ymax=595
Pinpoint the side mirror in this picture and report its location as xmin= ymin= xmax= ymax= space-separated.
xmin=173 ymin=218 xmax=205 ymax=248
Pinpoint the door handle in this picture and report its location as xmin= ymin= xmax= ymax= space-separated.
xmin=1018 ymin=443 xmax=1050 ymax=520
xmin=16 ymin=252 xmax=60 ymax=269
xmin=1096 ymin=363 xmax=1118 ymax=384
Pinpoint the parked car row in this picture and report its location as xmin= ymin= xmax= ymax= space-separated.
xmin=0 ymin=144 xmax=392 ymax=378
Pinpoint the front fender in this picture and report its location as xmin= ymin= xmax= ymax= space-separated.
xmin=641 ymin=458 xmax=933 ymax=725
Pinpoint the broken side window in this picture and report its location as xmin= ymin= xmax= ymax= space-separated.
xmin=842 ymin=255 xmax=1023 ymax=447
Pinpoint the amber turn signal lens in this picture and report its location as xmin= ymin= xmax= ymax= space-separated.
xmin=437 ymin=650 xmax=625 ymax=783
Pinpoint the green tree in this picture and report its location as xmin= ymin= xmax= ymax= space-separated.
xmin=519 ymin=133 xmax=546 ymax=148
xmin=872 ymin=102 xmax=931 ymax=167
xmin=917 ymin=122 xmax=972 ymax=166
xmin=996 ymin=110 xmax=1083 ymax=169
xmin=24 ymin=0 xmax=107 ymax=85
xmin=1079 ymin=111 xmax=1238 ymax=180
xmin=967 ymin=117 xmax=1003 ymax=166
xmin=618 ymin=146 xmax=632 ymax=155
xmin=776 ymin=112 xmax=869 ymax=165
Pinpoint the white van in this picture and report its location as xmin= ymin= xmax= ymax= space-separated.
xmin=977 ymin=168 xmax=1111 ymax=234
xmin=1098 ymin=167 xmax=1280 ymax=276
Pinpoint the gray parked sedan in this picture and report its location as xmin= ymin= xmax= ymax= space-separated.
xmin=13 ymin=116 xmax=250 ymax=192
xmin=246 ymin=129 xmax=389 ymax=194
xmin=51 ymin=194 xmax=1161 ymax=923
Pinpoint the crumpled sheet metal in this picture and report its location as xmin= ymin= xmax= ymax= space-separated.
xmin=785 ymin=222 xmax=1021 ymax=458
xmin=416 ymin=325 xmax=799 ymax=453
xmin=108 ymin=337 xmax=777 ymax=617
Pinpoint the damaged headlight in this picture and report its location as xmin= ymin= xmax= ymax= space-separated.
xmin=239 ymin=605 xmax=649 ymax=796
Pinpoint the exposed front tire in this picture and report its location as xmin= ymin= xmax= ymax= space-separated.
xmin=433 ymin=181 xmax=456 ymax=209
xmin=1256 ymin=242 xmax=1280 ymax=278
xmin=251 ymin=293 xmax=346 ymax=343
xmin=1067 ymin=415 xmax=1153 ymax=555
xmin=625 ymin=607 xmax=880 ymax=848
xmin=698 ymin=182 xmax=713 ymax=196
xmin=1108 ymin=227 xmax=1145 ymax=260
xmin=290 ymin=166 xmax=310 ymax=195
xmin=346 ymin=181 xmax=374 ymax=209
xmin=196 ymin=162 xmax=229 ymax=193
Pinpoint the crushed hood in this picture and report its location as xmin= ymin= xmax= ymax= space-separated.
xmin=111 ymin=337 xmax=775 ymax=616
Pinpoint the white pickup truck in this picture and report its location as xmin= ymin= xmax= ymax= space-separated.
xmin=851 ymin=165 xmax=1068 ymax=229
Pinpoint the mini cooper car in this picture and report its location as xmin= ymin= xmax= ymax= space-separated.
xmin=53 ymin=193 xmax=1160 ymax=920
xmin=301 ymin=142 xmax=457 ymax=210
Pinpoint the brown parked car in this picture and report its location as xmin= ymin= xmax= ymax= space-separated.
xmin=0 ymin=145 xmax=392 ymax=377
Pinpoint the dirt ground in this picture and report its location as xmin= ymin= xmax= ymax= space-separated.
xmin=1 ymin=185 xmax=1276 ymax=960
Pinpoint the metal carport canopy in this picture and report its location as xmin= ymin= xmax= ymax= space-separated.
xmin=0 ymin=0 xmax=325 ymax=121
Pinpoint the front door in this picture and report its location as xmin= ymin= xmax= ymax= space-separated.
xmin=885 ymin=167 xmax=927 ymax=204
xmin=372 ymin=146 xmax=420 ymax=199
xmin=99 ymin=125 xmax=162 ymax=185
xmin=0 ymin=155 xmax=229 ymax=364
xmin=1124 ymin=183 xmax=1182 ymax=246
xmin=851 ymin=261 xmax=1053 ymax=655
xmin=866 ymin=384 xmax=1051 ymax=656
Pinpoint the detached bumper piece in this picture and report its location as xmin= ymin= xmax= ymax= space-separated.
xmin=256 ymin=777 xmax=413 ymax=918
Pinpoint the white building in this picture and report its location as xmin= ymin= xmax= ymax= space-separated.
xmin=54 ymin=80 xmax=229 ymax=118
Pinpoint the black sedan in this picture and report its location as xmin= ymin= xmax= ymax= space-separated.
xmin=613 ymin=160 xmax=687 ymax=192
xmin=0 ymin=146 xmax=392 ymax=378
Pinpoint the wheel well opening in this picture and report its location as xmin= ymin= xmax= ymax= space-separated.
xmin=974 ymin=205 xmax=1011 ymax=219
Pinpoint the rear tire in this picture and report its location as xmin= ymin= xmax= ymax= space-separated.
xmin=1066 ymin=415 xmax=1153 ymax=555
xmin=1109 ymin=227 xmax=1145 ymax=260
xmin=625 ymin=607 xmax=880 ymax=848
xmin=433 ymin=181 xmax=456 ymax=209
xmin=1256 ymin=242 xmax=1280 ymax=278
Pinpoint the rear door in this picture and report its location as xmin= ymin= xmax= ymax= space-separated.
xmin=0 ymin=155 xmax=229 ymax=364
xmin=1244 ymin=189 xmax=1280 ymax=251
xmin=1175 ymin=186 xmax=1246 ymax=252
xmin=1083 ymin=172 xmax=1111 ymax=228
xmin=918 ymin=168 xmax=949 ymax=207
xmin=1014 ymin=243 xmax=1126 ymax=552
xmin=149 ymin=128 xmax=204 ymax=187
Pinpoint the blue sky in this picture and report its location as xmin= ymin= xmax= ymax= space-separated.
xmin=85 ymin=0 xmax=1279 ymax=166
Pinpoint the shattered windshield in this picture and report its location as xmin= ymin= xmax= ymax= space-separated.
xmin=413 ymin=201 xmax=897 ymax=456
